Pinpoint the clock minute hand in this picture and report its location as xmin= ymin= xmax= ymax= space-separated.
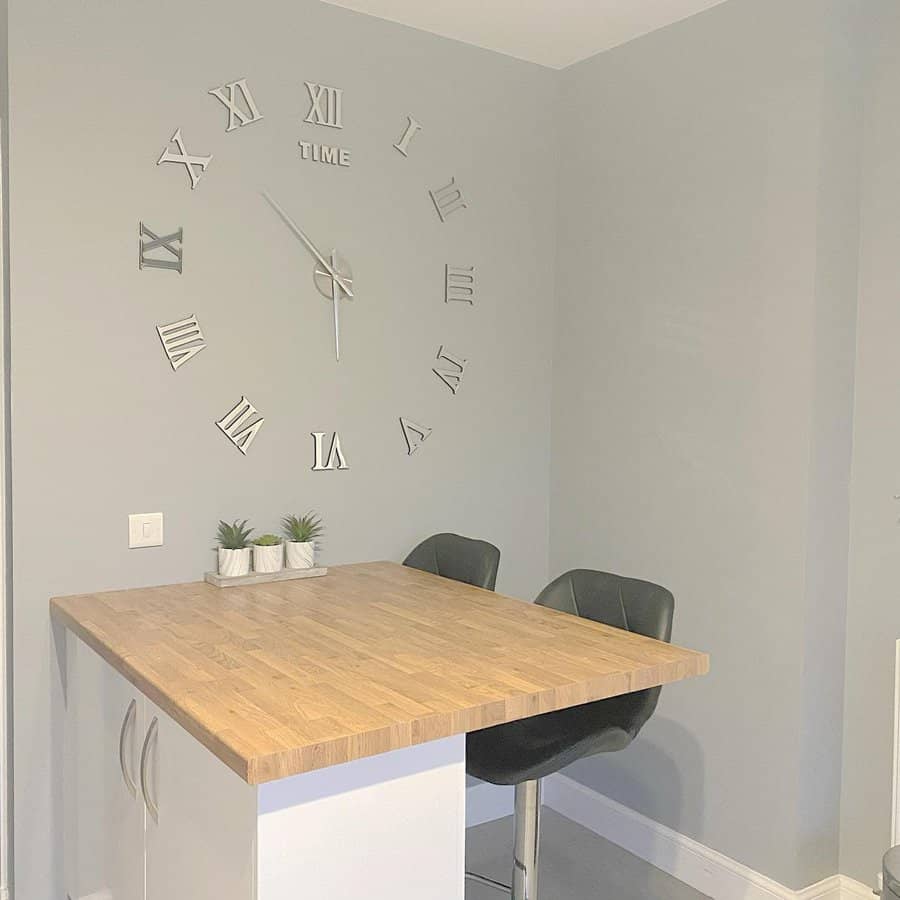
xmin=260 ymin=191 xmax=354 ymax=298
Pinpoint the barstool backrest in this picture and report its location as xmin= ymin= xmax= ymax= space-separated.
xmin=536 ymin=569 xmax=674 ymax=642
xmin=403 ymin=532 xmax=500 ymax=591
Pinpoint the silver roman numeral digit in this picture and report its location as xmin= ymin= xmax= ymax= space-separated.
xmin=139 ymin=222 xmax=183 ymax=273
xmin=393 ymin=115 xmax=422 ymax=157
xmin=304 ymin=82 xmax=343 ymax=129
xmin=157 ymin=129 xmax=212 ymax=190
xmin=400 ymin=417 xmax=433 ymax=455
xmin=445 ymin=265 xmax=475 ymax=304
xmin=216 ymin=396 xmax=264 ymax=455
xmin=311 ymin=432 xmax=349 ymax=471
xmin=156 ymin=314 xmax=206 ymax=371
xmin=208 ymin=78 xmax=264 ymax=132
xmin=429 ymin=178 xmax=467 ymax=222
xmin=433 ymin=347 xmax=467 ymax=395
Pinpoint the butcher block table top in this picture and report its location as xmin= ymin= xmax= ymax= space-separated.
xmin=50 ymin=561 xmax=709 ymax=785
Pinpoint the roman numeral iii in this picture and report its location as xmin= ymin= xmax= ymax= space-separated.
xmin=445 ymin=265 xmax=475 ymax=304
xmin=139 ymin=223 xmax=183 ymax=273
xmin=208 ymin=78 xmax=264 ymax=132
xmin=156 ymin=314 xmax=206 ymax=371
xmin=433 ymin=347 xmax=467 ymax=395
xmin=304 ymin=82 xmax=343 ymax=129
xmin=216 ymin=396 xmax=264 ymax=455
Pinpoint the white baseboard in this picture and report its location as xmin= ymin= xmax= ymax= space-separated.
xmin=796 ymin=875 xmax=874 ymax=899
xmin=466 ymin=774 xmax=873 ymax=900
xmin=542 ymin=775 xmax=874 ymax=900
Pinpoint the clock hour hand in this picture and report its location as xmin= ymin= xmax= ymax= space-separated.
xmin=260 ymin=191 xmax=354 ymax=298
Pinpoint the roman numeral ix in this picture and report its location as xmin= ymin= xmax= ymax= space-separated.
xmin=433 ymin=346 xmax=467 ymax=395
xmin=208 ymin=78 xmax=264 ymax=132
xmin=216 ymin=396 xmax=264 ymax=455
xmin=156 ymin=314 xmax=206 ymax=371
xmin=400 ymin=417 xmax=432 ymax=455
xmin=139 ymin=222 xmax=183 ymax=273
xmin=304 ymin=82 xmax=343 ymax=129
xmin=430 ymin=178 xmax=467 ymax=222
xmin=157 ymin=129 xmax=212 ymax=190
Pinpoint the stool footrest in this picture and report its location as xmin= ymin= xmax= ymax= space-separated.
xmin=465 ymin=870 xmax=511 ymax=893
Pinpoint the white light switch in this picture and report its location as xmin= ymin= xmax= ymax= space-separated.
xmin=128 ymin=512 xmax=164 ymax=549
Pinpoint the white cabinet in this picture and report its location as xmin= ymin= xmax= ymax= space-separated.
xmin=143 ymin=699 xmax=255 ymax=900
xmin=64 ymin=634 xmax=255 ymax=900
xmin=63 ymin=631 xmax=466 ymax=900
xmin=65 ymin=635 xmax=144 ymax=900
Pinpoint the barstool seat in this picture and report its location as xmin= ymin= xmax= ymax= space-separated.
xmin=466 ymin=569 xmax=675 ymax=900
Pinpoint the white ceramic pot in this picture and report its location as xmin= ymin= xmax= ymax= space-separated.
xmin=218 ymin=547 xmax=251 ymax=577
xmin=253 ymin=543 xmax=284 ymax=574
xmin=285 ymin=541 xmax=315 ymax=570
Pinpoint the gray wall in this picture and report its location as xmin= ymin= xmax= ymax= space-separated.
xmin=551 ymin=0 xmax=862 ymax=888
xmin=840 ymin=0 xmax=900 ymax=884
xmin=7 ymin=0 xmax=899 ymax=894
xmin=0 ymin=0 xmax=10 ymax=892
xmin=5 ymin=2 xmax=557 ymax=897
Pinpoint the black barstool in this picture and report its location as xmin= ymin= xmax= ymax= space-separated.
xmin=403 ymin=532 xmax=500 ymax=591
xmin=466 ymin=569 xmax=675 ymax=900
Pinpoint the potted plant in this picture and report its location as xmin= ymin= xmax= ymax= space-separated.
xmin=282 ymin=512 xmax=324 ymax=569
xmin=216 ymin=519 xmax=253 ymax=577
xmin=252 ymin=534 xmax=284 ymax=573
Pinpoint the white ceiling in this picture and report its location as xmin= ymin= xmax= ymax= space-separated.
xmin=320 ymin=0 xmax=732 ymax=69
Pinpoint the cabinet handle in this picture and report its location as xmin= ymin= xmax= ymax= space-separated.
xmin=118 ymin=698 xmax=137 ymax=797
xmin=140 ymin=716 xmax=159 ymax=824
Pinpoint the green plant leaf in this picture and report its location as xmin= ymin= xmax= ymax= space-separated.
xmin=215 ymin=519 xmax=253 ymax=550
xmin=281 ymin=512 xmax=325 ymax=544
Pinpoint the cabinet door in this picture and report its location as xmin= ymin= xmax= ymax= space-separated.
xmin=142 ymin=701 xmax=256 ymax=900
xmin=64 ymin=634 xmax=145 ymax=900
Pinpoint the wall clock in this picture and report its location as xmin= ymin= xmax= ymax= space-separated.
xmin=142 ymin=76 xmax=476 ymax=469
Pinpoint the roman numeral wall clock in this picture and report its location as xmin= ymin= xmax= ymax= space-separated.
xmin=141 ymin=74 xmax=480 ymax=468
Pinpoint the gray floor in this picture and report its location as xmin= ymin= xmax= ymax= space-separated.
xmin=466 ymin=809 xmax=710 ymax=900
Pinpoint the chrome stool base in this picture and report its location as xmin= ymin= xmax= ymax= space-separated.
xmin=466 ymin=780 xmax=541 ymax=900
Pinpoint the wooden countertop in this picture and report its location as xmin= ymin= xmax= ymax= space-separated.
xmin=51 ymin=561 xmax=708 ymax=785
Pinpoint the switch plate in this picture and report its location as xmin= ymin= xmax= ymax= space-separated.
xmin=128 ymin=512 xmax=164 ymax=549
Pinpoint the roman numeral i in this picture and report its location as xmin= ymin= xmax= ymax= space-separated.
xmin=393 ymin=115 xmax=422 ymax=157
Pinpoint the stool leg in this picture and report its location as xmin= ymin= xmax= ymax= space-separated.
xmin=512 ymin=779 xmax=541 ymax=900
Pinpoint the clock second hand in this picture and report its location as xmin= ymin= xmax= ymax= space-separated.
xmin=330 ymin=251 xmax=341 ymax=362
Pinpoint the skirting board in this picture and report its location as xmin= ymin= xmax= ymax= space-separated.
xmin=465 ymin=777 xmax=873 ymax=900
